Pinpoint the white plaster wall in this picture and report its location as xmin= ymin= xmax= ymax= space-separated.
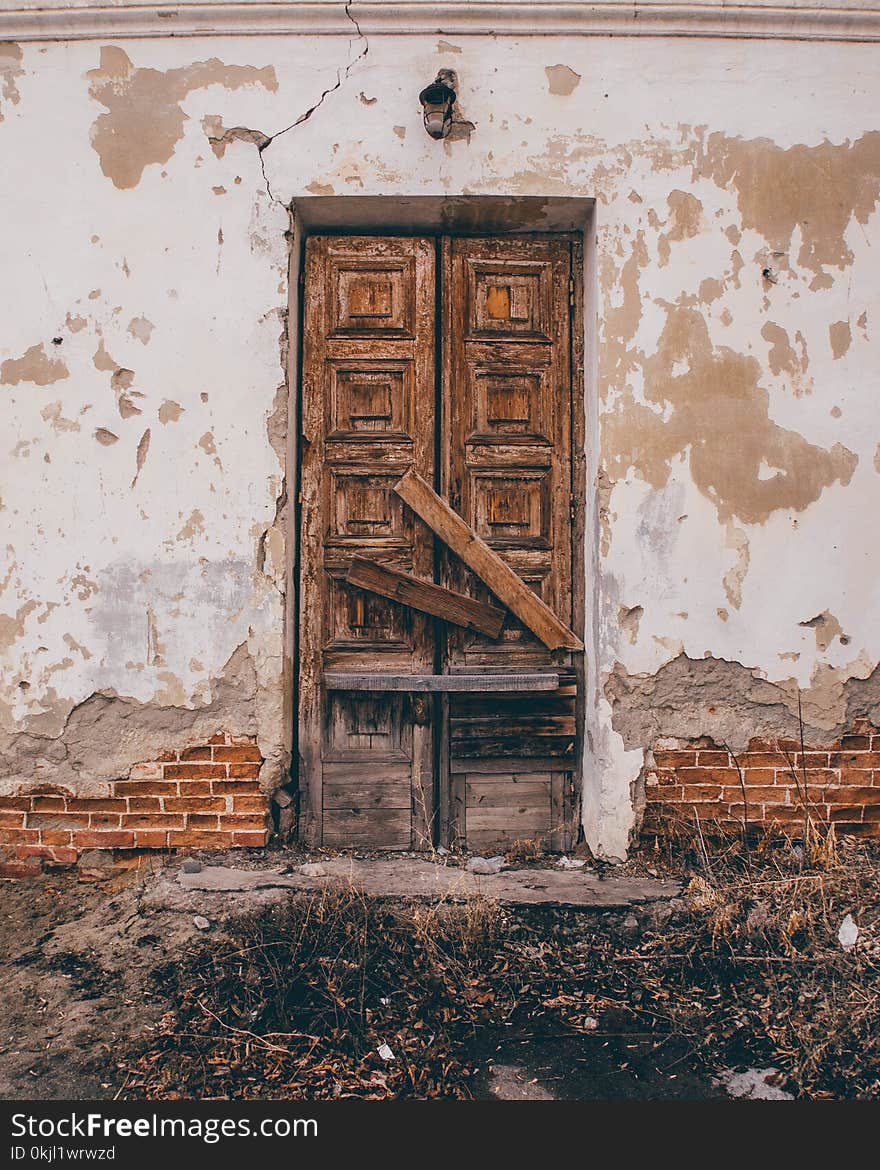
xmin=2 ymin=29 xmax=879 ymax=857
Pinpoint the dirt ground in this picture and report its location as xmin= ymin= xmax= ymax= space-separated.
xmin=3 ymin=834 xmax=877 ymax=1101
xmin=0 ymin=849 xmax=719 ymax=1101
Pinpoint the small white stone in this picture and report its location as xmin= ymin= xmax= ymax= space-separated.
xmin=838 ymin=913 xmax=859 ymax=951
xmin=193 ymin=915 xmax=210 ymax=931
xmin=466 ymin=855 xmax=506 ymax=875
xmin=299 ymin=862 xmax=326 ymax=877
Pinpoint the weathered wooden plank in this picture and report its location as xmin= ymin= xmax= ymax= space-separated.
xmin=346 ymin=555 xmax=505 ymax=638
xmin=453 ymin=737 xmax=574 ymax=758
xmin=324 ymin=672 xmax=559 ymax=692
xmin=449 ymin=757 xmax=565 ymax=774
xmin=321 ymin=807 xmax=411 ymax=849
xmin=467 ymin=778 xmax=551 ymax=803
xmin=324 ymin=778 xmax=412 ymax=809
xmin=451 ymin=717 xmax=576 ymax=737
xmin=467 ymin=805 xmax=549 ymax=832
xmin=393 ymin=469 xmax=583 ymax=651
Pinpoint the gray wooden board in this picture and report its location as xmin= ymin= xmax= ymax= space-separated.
xmin=324 ymin=672 xmax=559 ymax=692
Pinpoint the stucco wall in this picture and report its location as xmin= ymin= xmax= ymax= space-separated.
xmin=2 ymin=24 xmax=879 ymax=858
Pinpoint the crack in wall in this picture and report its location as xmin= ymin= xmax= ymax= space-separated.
xmin=257 ymin=2 xmax=369 ymax=208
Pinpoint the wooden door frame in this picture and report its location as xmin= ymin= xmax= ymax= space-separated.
xmin=288 ymin=200 xmax=591 ymax=850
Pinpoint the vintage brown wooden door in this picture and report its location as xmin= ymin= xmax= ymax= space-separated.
xmin=299 ymin=233 xmax=581 ymax=851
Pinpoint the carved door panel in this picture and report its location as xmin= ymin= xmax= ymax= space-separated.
xmin=299 ymin=236 xmax=436 ymax=848
xmin=440 ymin=237 xmax=577 ymax=851
xmin=299 ymin=234 xmax=579 ymax=851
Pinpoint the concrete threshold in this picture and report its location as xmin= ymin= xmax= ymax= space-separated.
xmin=174 ymin=858 xmax=681 ymax=909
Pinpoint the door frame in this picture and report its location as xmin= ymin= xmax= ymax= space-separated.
xmin=285 ymin=197 xmax=592 ymax=850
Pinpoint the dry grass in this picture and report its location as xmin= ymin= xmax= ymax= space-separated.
xmin=122 ymin=827 xmax=880 ymax=1099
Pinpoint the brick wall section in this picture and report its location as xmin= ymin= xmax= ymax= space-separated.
xmin=0 ymin=733 xmax=269 ymax=877
xmin=644 ymin=720 xmax=880 ymax=837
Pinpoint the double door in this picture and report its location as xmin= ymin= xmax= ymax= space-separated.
xmin=299 ymin=233 xmax=581 ymax=850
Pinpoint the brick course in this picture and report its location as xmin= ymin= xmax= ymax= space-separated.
xmin=644 ymin=720 xmax=880 ymax=837
xmin=0 ymin=733 xmax=269 ymax=879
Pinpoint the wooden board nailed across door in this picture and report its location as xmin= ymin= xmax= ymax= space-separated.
xmin=299 ymin=233 xmax=582 ymax=850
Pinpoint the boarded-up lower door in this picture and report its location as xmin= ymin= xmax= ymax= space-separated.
xmin=299 ymin=232 xmax=580 ymax=851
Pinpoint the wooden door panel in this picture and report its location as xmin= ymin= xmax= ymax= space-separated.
xmin=300 ymin=236 xmax=436 ymax=848
xmin=441 ymin=236 xmax=577 ymax=850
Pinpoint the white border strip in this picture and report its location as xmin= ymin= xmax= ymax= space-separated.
xmin=2 ymin=2 xmax=880 ymax=44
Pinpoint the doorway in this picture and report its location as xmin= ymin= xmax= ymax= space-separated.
xmin=298 ymin=233 xmax=583 ymax=851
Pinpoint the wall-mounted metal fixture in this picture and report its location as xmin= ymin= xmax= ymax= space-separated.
xmin=418 ymin=70 xmax=457 ymax=139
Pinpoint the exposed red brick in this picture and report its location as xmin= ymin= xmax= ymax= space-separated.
xmin=722 ymin=786 xmax=788 ymax=804
xmin=840 ymin=735 xmax=871 ymax=750
xmin=164 ymin=797 xmax=227 ymax=813
xmin=648 ymin=728 xmax=880 ymax=839
xmin=113 ymin=780 xmax=179 ymax=796
xmin=126 ymin=797 xmax=162 ymax=812
xmin=167 ymin=830 xmax=231 ymax=848
xmin=0 ymin=733 xmax=270 ymax=875
xmin=88 ymin=814 xmax=123 ymax=829
xmin=28 ymin=813 xmax=91 ymax=830
xmin=218 ymin=814 xmax=268 ymax=831
xmin=177 ymin=780 xmax=214 ymax=796
xmin=40 ymin=829 xmax=73 ymax=846
xmin=232 ymin=830 xmax=269 ymax=846
xmin=679 ymin=785 xmax=723 ymax=801
xmin=66 ymin=798 xmax=127 ymax=813
xmin=232 ymin=795 xmax=268 ymax=814
xmin=163 ymin=763 xmax=227 ymax=780
xmin=227 ymin=762 xmax=261 ymax=779
xmin=676 ymin=767 xmax=737 ymax=785
xmin=831 ymin=751 xmax=880 ymax=769
xmin=0 ymin=797 xmax=32 ymax=812
xmin=211 ymin=780 xmax=261 ymax=795
xmin=71 ymin=831 xmax=136 ymax=849
xmin=16 ymin=844 xmax=78 ymax=866
xmin=121 ymin=813 xmax=185 ymax=830
xmin=133 ymin=831 xmax=169 ymax=848
xmin=653 ymin=750 xmax=697 ymax=768
xmin=0 ymin=860 xmax=42 ymax=878
xmin=180 ymin=746 xmax=213 ymax=761
xmin=187 ymin=814 xmax=220 ymax=829
xmin=212 ymin=744 xmax=262 ymax=764
xmin=696 ymin=751 xmax=731 ymax=766
xmin=740 ymin=769 xmax=778 ymax=785
xmin=0 ymin=828 xmax=39 ymax=844
xmin=31 ymin=797 xmax=67 ymax=813
xmin=795 ymin=752 xmax=831 ymax=767
xmin=828 ymin=805 xmax=866 ymax=821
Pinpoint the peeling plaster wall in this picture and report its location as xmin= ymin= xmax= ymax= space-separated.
xmin=1 ymin=29 xmax=879 ymax=859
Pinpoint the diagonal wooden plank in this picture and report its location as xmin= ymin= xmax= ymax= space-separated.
xmin=393 ymin=469 xmax=584 ymax=652
xmin=347 ymin=555 xmax=505 ymax=639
